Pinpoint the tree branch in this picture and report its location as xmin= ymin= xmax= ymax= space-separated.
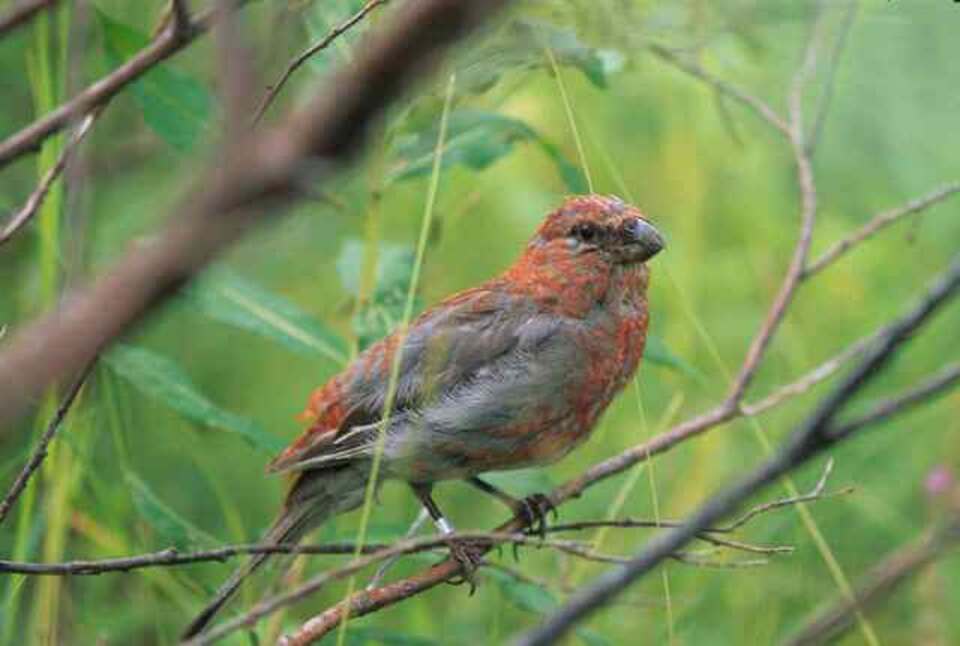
xmin=0 ymin=361 xmax=95 ymax=525
xmin=0 ymin=0 xmax=59 ymax=40
xmin=514 ymin=253 xmax=960 ymax=646
xmin=0 ymin=1 xmax=226 ymax=169
xmin=829 ymin=362 xmax=960 ymax=441
xmin=0 ymin=111 xmax=98 ymax=247
xmin=805 ymin=181 xmax=960 ymax=277
xmin=0 ymin=542 xmax=390 ymax=575
xmin=0 ymin=0 xmax=508 ymax=428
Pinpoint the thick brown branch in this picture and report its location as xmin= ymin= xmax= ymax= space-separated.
xmin=252 ymin=0 xmax=390 ymax=125
xmin=0 ymin=0 xmax=507 ymax=427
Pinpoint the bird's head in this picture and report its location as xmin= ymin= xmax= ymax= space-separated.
xmin=528 ymin=194 xmax=665 ymax=266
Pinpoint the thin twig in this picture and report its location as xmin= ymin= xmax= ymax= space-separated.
xmin=805 ymin=181 xmax=960 ymax=277
xmin=514 ymin=254 xmax=960 ymax=646
xmin=367 ymin=507 xmax=428 ymax=590
xmin=252 ymin=0 xmax=389 ymax=125
xmin=646 ymin=43 xmax=790 ymax=136
xmin=0 ymin=0 xmax=59 ymax=39
xmin=726 ymin=5 xmax=826 ymax=404
xmin=0 ymin=1 xmax=231 ymax=168
xmin=742 ymin=328 xmax=883 ymax=416
xmin=0 ymin=361 xmax=95 ymax=526
xmin=716 ymin=458 xmax=835 ymax=532
xmin=0 ymin=542 xmax=391 ymax=575
xmin=807 ymin=0 xmax=859 ymax=156
xmin=0 ymin=112 xmax=98 ymax=247
xmin=829 ymin=362 xmax=960 ymax=440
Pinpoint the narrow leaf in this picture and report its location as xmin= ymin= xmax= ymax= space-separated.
xmin=187 ymin=270 xmax=349 ymax=365
xmin=97 ymin=10 xmax=212 ymax=151
xmin=126 ymin=473 xmax=217 ymax=549
xmin=645 ymin=335 xmax=703 ymax=379
xmin=106 ymin=345 xmax=283 ymax=453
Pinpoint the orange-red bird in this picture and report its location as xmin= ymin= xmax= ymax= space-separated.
xmin=183 ymin=194 xmax=664 ymax=638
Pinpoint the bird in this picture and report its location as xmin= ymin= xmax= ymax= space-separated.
xmin=182 ymin=194 xmax=665 ymax=639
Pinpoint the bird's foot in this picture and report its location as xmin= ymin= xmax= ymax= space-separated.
xmin=516 ymin=493 xmax=558 ymax=540
xmin=445 ymin=539 xmax=486 ymax=595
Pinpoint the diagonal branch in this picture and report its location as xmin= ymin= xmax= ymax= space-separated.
xmin=0 ymin=0 xmax=508 ymax=429
xmin=829 ymin=362 xmax=960 ymax=440
xmin=0 ymin=1 xmax=230 ymax=169
xmin=0 ymin=361 xmax=95 ymax=526
xmin=0 ymin=0 xmax=59 ymax=39
xmin=0 ymin=111 xmax=98 ymax=247
xmin=514 ymin=253 xmax=960 ymax=646
xmin=805 ymin=181 xmax=960 ymax=277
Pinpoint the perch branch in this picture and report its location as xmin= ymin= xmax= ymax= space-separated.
xmin=514 ymin=254 xmax=960 ymax=646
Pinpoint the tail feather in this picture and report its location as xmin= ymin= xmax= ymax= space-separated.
xmin=181 ymin=464 xmax=371 ymax=641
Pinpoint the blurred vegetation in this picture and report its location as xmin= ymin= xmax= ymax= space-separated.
xmin=1 ymin=0 xmax=959 ymax=644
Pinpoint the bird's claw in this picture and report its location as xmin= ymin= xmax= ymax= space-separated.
xmin=516 ymin=493 xmax=558 ymax=540
xmin=445 ymin=540 xmax=485 ymax=595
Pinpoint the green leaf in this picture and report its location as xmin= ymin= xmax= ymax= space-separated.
xmin=389 ymin=109 xmax=586 ymax=192
xmin=457 ymin=20 xmax=624 ymax=94
xmin=186 ymin=270 xmax=349 ymax=365
xmin=488 ymin=568 xmax=558 ymax=614
xmin=576 ymin=628 xmax=612 ymax=646
xmin=105 ymin=345 xmax=283 ymax=453
xmin=336 ymin=240 xmax=416 ymax=298
xmin=126 ymin=473 xmax=217 ymax=549
xmin=97 ymin=10 xmax=212 ymax=151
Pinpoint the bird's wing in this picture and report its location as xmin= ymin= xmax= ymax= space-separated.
xmin=267 ymin=287 xmax=584 ymax=474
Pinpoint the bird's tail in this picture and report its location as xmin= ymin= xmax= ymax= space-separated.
xmin=181 ymin=463 xmax=371 ymax=641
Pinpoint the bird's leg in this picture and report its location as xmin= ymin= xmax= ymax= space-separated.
xmin=467 ymin=477 xmax=557 ymax=540
xmin=409 ymin=482 xmax=483 ymax=594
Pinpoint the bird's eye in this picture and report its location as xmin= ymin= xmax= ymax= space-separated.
xmin=570 ymin=223 xmax=598 ymax=243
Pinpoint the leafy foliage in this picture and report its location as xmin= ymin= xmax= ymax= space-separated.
xmin=105 ymin=345 xmax=283 ymax=454
xmin=186 ymin=270 xmax=349 ymax=365
xmin=97 ymin=10 xmax=212 ymax=151
xmin=389 ymin=109 xmax=588 ymax=193
xmin=337 ymin=238 xmax=420 ymax=350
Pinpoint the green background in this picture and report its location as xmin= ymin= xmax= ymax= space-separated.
xmin=1 ymin=1 xmax=958 ymax=644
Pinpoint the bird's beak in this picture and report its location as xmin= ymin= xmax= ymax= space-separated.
xmin=627 ymin=218 xmax=665 ymax=263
